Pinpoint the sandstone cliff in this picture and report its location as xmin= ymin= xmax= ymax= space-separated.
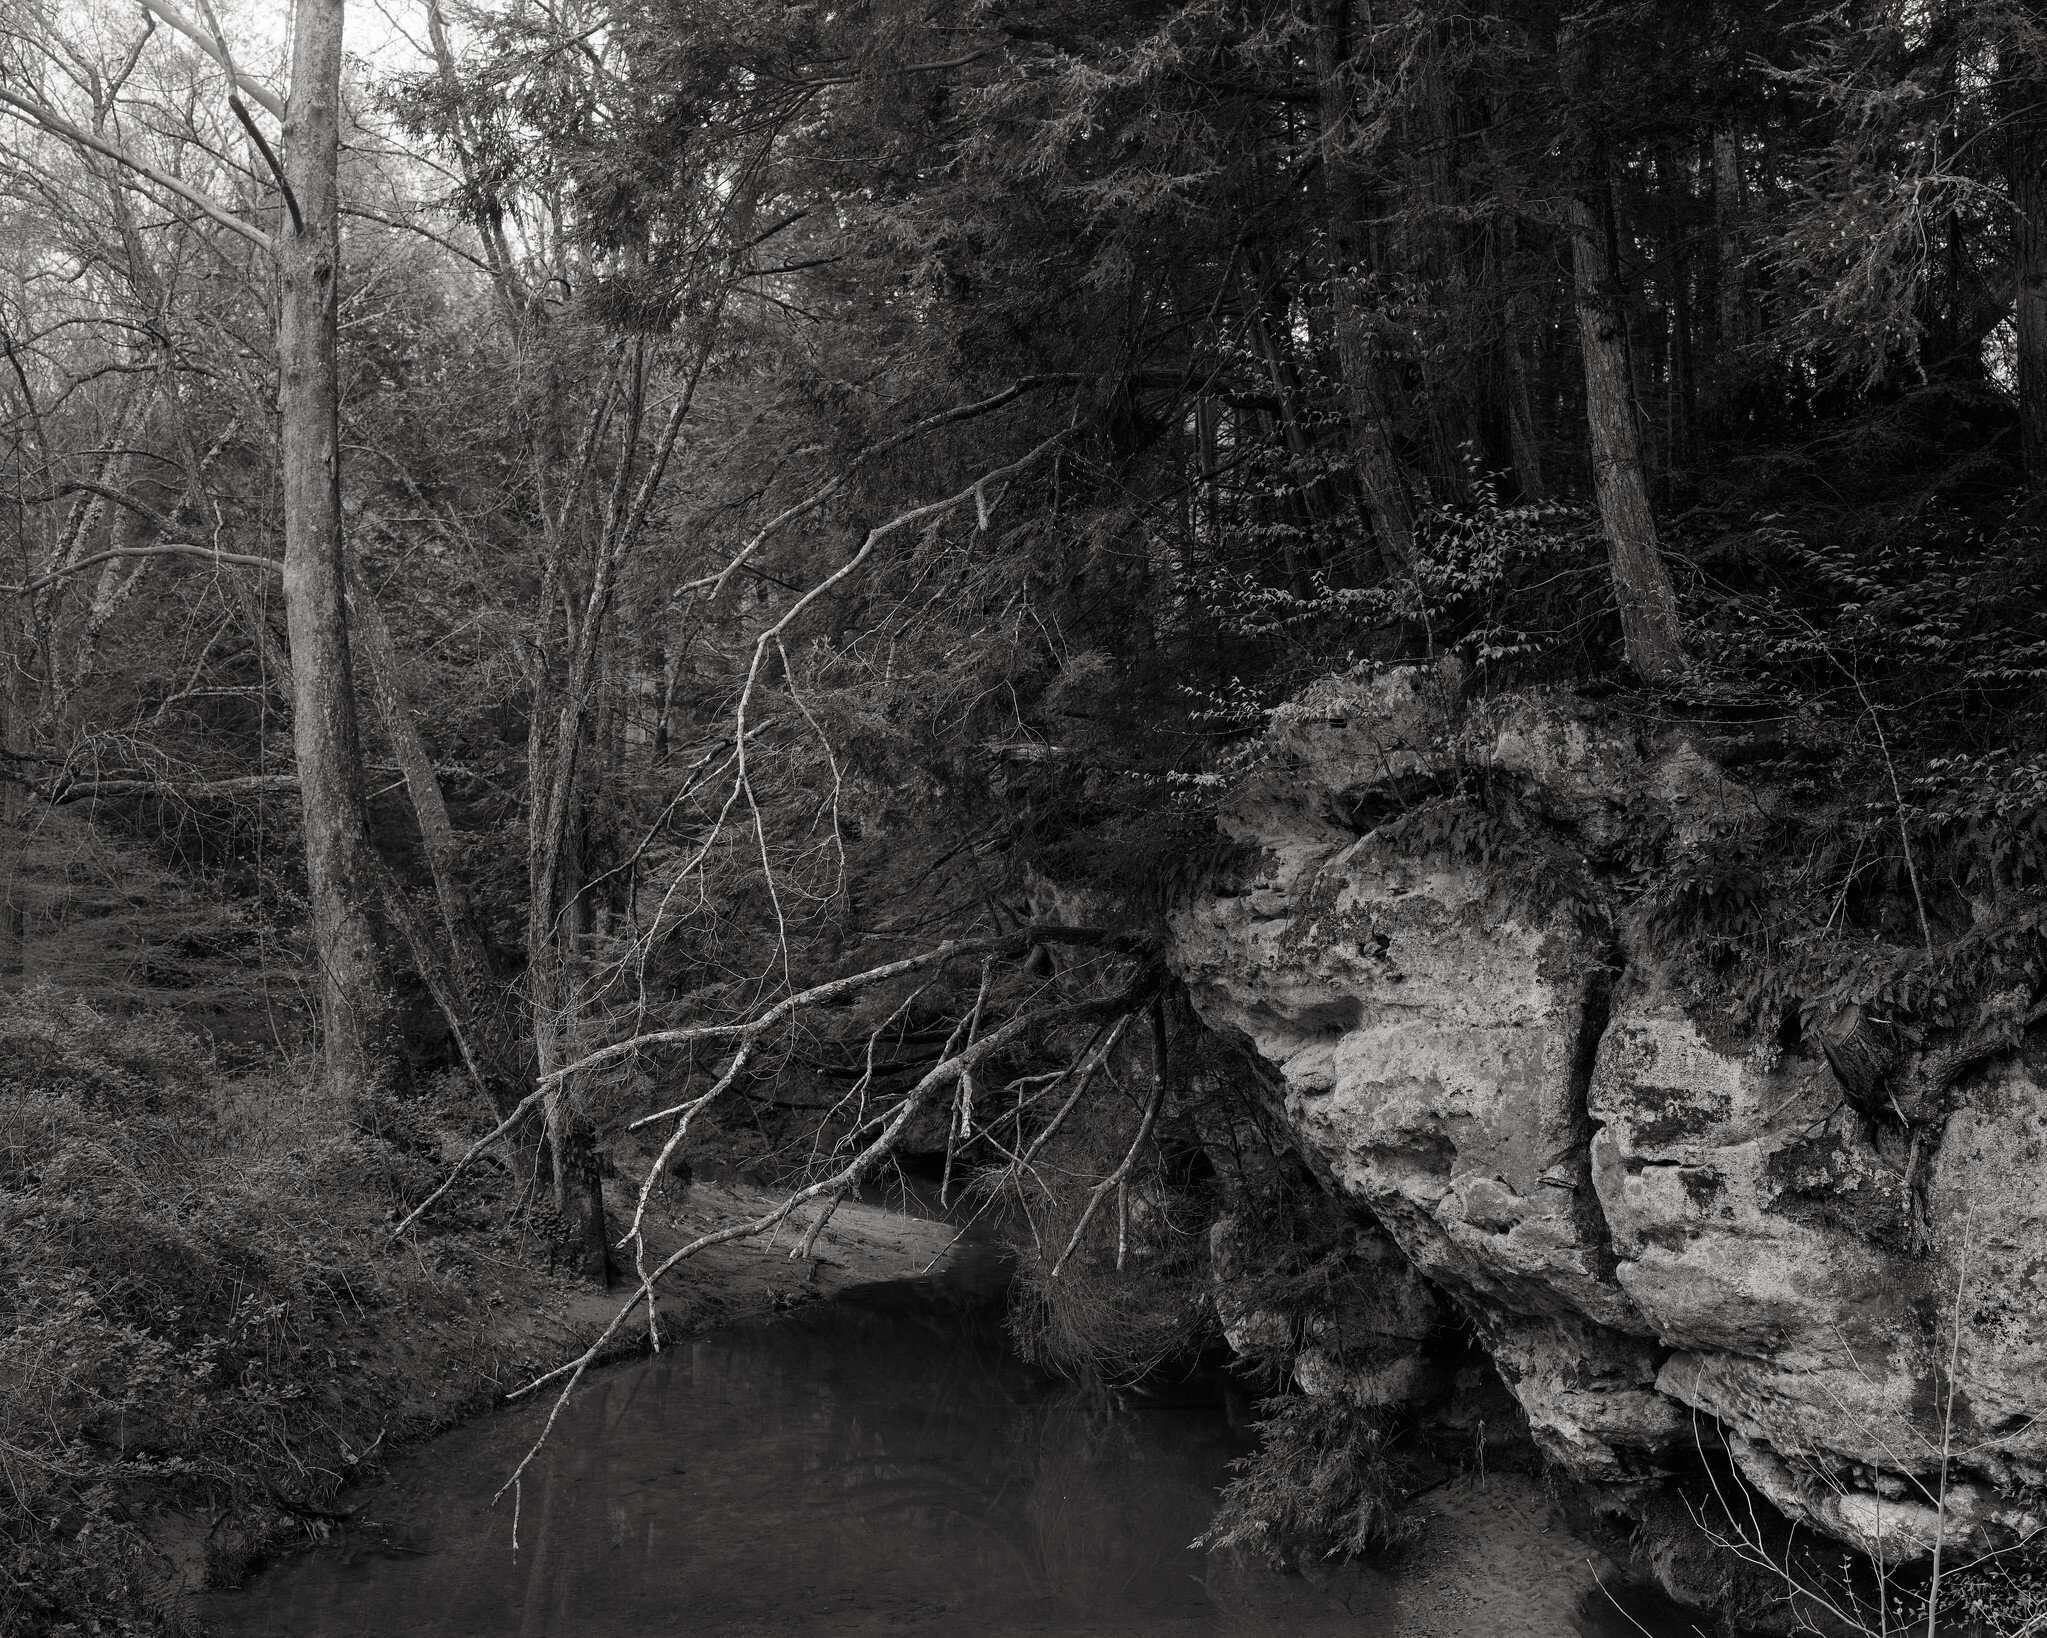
xmin=1174 ymin=661 xmax=2047 ymax=1565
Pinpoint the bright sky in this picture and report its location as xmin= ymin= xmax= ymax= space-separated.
xmin=134 ymin=1 xmax=440 ymax=95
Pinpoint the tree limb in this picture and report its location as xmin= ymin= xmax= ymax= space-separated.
xmin=0 ymin=87 xmax=273 ymax=253
xmin=3 ymin=543 xmax=278 ymax=596
xmin=674 ymin=377 xmax=1075 ymax=603
xmin=540 ymin=925 xmax=1149 ymax=1088
xmin=138 ymin=0 xmax=288 ymax=122
xmin=191 ymin=0 xmax=301 ymax=231
xmin=485 ymin=971 xmax=1159 ymax=1514
xmin=387 ymin=928 xmax=1154 ymax=1243
xmin=49 ymin=772 xmax=298 ymax=804
xmin=1047 ymin=1016 xmax=1169 ymax=1279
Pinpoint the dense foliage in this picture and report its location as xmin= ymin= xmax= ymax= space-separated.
xmin=7 ymin=0 xmax=2047 ymax=1109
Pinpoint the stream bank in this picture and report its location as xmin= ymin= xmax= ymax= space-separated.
xmin=195 ymin=1211 xmax=1709 ymax=1638
xmin=147 ymin=1172 xmax=965 ymax=1628
xmin=0 ymin=987 xmax=1721 ymax=1637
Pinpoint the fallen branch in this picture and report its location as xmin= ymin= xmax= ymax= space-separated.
xmin=1048 ymin=1003 xmax=1170 ymax=1278
xmin=48 ymin=771 xmax=298 ymax=803
xmin=538 ymin=925 xmax=1148 ymax=1089
xmin=489 ymin=973 xmax=1158 ymax=1520
xmin=992 ymin=1012 xmax=1135 ymax=1195
xmin=389 ymin=926 xmax=1154 ymax=1242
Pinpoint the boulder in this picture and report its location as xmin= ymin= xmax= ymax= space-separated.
xmin=1174 ymin=661 xmax=2047 ymax=1563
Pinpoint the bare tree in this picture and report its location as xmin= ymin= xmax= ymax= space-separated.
xmin=0 ymin=0 xmax=393 ymax=1094
xmin=279 ymin=0 xmax=394 ymax=1097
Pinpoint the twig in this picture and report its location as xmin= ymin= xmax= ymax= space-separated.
xmin=1048 ymin=1040 xmax=1167 ymax=1277
xmin=488 ymin=980 xmax=1152 ymax=1510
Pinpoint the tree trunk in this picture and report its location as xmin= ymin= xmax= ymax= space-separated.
xmin=1504 ymin=334 xmax=1548 ymax=502
xmin=351 ymin=574 xmax=536 ymax=1170
xmin=529 ymin=854 xmax=611 ymax=1285
xmin=281 ymin=0 xmax=392 ymax=1098
xmin=527 ymin=654 xmax=613 ymax=1281
xmin=1242 ymin=264 xmax=1340 ymax=565
xmin=1501 ymin=219 xmax=1549 ymax=502
xmin=0 ymin=663 xmax=26 ymax=981
xmin=1659 ymin=143 xmax=1697 ymax=474
xmin=1562 ymin=30 xmax=1688 ymax=686
xmin=1410 ymin=20 xmax=1478 ymax=506
xmin=1310 ymin=0 xmax=1421 ymax=573
xmin=1711 ymin=124 xmax=1749 ymax=417
xmin=2011 ymin=21 xmax=2047 ymax=493
xmin=518 ymin=338 xmax=714 ymax=1286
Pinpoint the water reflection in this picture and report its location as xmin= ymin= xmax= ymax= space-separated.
xmin=199 ymin=1258 xmax=1688 ymax=1637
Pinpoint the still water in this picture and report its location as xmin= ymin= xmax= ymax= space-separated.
xmin=201 ymin=1251 xmax=1689 ymax=1637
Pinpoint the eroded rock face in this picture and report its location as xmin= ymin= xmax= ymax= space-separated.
xmin=1209 ymin=1207 xmax=1445 ymax=1408
xmin=1174 ymin=660 xmax=2047 ymax=1563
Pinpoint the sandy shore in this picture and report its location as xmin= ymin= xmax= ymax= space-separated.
xmin=1387 ymin=1471 xmax=1712 ymax=1638
xmin=531 ymin=1177 xmax=968 ymax=1361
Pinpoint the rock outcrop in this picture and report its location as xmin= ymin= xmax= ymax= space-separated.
xmin=1174 ymin=660 xmax=2047 ymax=1563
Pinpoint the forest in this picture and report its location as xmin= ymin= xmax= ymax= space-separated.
xmin=7 ymin=0 xmax=2047 ymax=1633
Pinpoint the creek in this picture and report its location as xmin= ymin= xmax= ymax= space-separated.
xmin=199 ymin=1242 xmax=1705 ymax=1637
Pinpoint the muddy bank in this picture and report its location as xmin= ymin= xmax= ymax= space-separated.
xmin=1391 ymin=1473 xmax=1706 ymax=1638
xmin=155 ymin=1176 xmax=965 ymax=1621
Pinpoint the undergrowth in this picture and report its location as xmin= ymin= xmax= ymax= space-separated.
xmin=0 ymin=987 xmax=536 ymax=1638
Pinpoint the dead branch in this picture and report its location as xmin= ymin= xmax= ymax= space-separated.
xmin=1047 ymin=1007 xmax=1170 ymax=1278
xmin=487 ymin=974 xmax=1156 ymax=1509
xmin=793 ymin=1187 xmax=845 ymax=1259
xmin=3 ymin=542 xmax=278 ymax=595
xmin=387 ymin=926 xmax=1153 ymax=1242
xmin=677 ymin=378 xmax=1071 ymax=604
xmin=138 ymin=0 xmax=288 ymax=122
xmin=540 ymin=925 xmax=1146 ymax=1088
xmin=1009 ymin=1012 xmax=1136 ymax=1177
xmin=189 ymin=0 xmax=300 ymax=231
xmin=47 ymin=771 xmax=298 ymax=803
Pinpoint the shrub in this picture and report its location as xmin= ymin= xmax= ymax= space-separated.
xmin=1196 ymin=1395 xmax=1416 ymax=1566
